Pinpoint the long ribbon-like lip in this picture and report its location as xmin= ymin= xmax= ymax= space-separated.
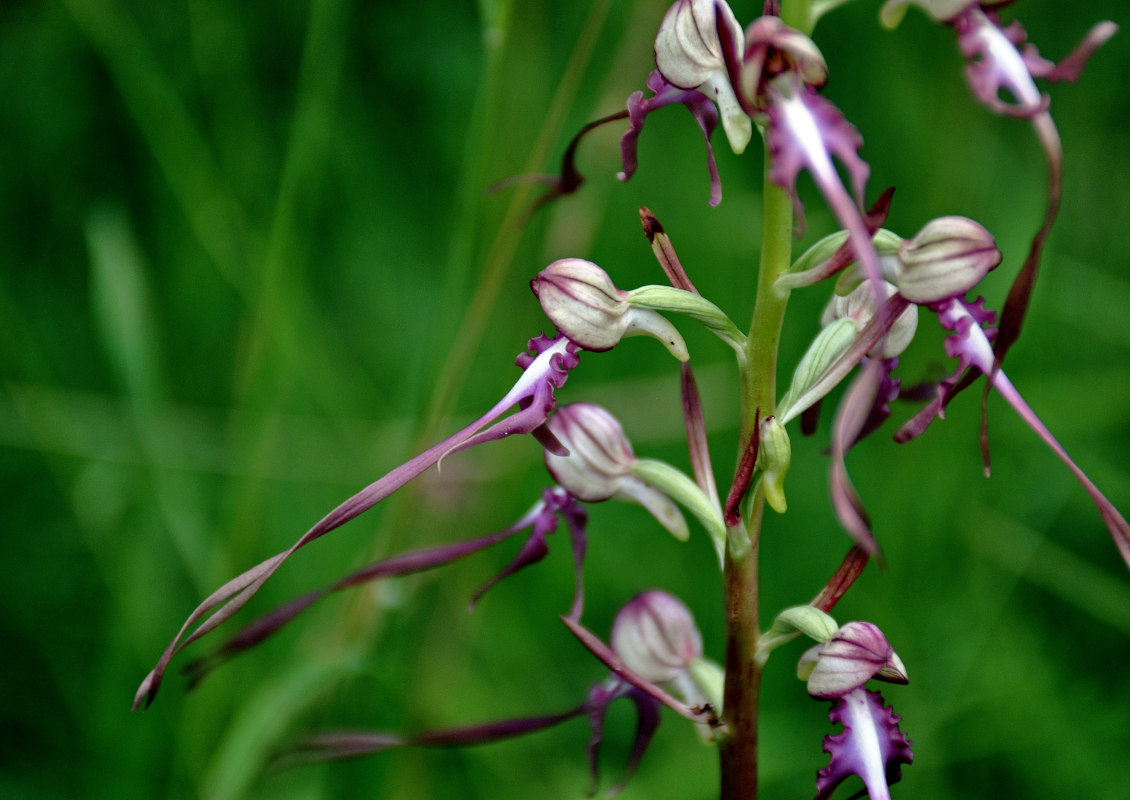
xmin=134 ymin=336 xmax=579 ymax=710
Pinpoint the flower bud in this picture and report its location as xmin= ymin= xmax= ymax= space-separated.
xmin=893 ymin=216 xmax=1001 ymax=304
xmin=756 ymin=416 xmax=791 ymax=513
xmin=756 ymin=605 xmax=839 ymax=666
xmin=611 ymin=590 xmax=703 ymax=684
xmin=801 ymin=621 xmax=908 ymax=699
xmin=545 ymin=404 xmax=690 ymax=541
xmin=821 ymin=280 xmax=918 ymax=359
xmin=531 ymin=259 xmax=689 ymax=361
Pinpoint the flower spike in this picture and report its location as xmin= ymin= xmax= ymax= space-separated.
xmin=133 ymin=334 xmax=580 ymax=710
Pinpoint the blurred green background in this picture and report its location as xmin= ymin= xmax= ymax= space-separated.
xmin=2 ymin=0 xmax=1129 ymax=798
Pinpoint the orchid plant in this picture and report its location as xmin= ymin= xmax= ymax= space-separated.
xmin=134 ymin=1 xmax=1124 ymax=798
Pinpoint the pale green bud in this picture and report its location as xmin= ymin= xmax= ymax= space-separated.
xmin=756 ymin=416 xmax=791 ymax=514
xmin=756 ymin=605 xmax=839 ymax=666
xmin=778 ymin=228 xmax=902 ymax=292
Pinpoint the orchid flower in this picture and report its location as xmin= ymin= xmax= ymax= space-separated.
xmin=653 ymin=0 xmax=750 ymax=154
xmin=532 ymin=256 xmax=746 ymax=362
xmin=282 ymin=591 xmax=719 ymax=797
xmin=630 ymin=3 xmax=894 ymax=330
xmin=564 ymin=591 xmax=723 ymax=745
xmin=758 ymin=609 xmax=912 ymax=800
xmin=133 ymin=333 xmax=580 ymax=709
xmin=794 ymin=217 xmax=998 ymax=554
xmin=883 ymin=0 xmax=1117 ymax=370
xmin=950 ymin=4 xmax=1117 ymax=367
xmin=895 ymin=296 xmax=1130 ymax=571
xmin=531 ymin=258 xmax=690 ymax=360
xmin=794 ymin=621 xmax=912 ymax=800
xmin=177 ymin=395 xmax=738 ymax=694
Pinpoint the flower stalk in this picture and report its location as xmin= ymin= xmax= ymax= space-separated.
xmin=720 ymin=136 xmax=796 ymax=800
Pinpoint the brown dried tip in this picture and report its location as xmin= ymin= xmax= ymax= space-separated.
xmin=639 ymin=207 xmax=699 ymax=294
xmin=640 ymin=206 xmax=664 ymax=243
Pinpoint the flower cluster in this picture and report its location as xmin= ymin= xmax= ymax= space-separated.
xmin=133 ymin=2 xmax=1124 ymax=799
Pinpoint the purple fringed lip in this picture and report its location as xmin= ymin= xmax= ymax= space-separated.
xmin=816 ymin=688 xmax=913 ymax=800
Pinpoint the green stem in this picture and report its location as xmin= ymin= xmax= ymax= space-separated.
xmin=719 ymin=140 xmax=794 ymax=800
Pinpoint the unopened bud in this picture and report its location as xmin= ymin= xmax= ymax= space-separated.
xmin=756 ymin=605 xmax=839 ymax=666
xmin=756 ymin=416 xmax=791 ymax=513
xmin=801 ymin=621 xmax=909 ymax=699
xmin=894 ymin=216 xmax=1001 ymax=304
xmin=611 ymin=590 xmax=703 ymax=684
xmin=821 ymin=280 xmax=918 ymax=359
xmin=532 ymin=259 xmax=689 ymax=360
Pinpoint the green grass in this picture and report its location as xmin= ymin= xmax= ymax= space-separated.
xmin=2 ymin=0 xmax=1128 ymax=798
